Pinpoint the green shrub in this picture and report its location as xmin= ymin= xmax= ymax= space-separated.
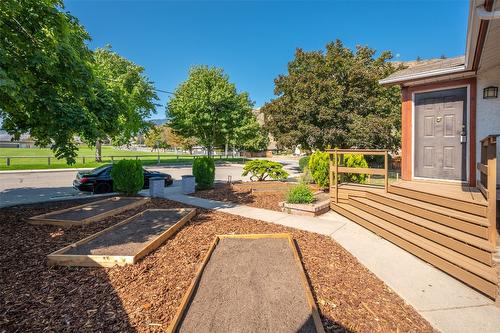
xmin=110 ymin=159 xmax=144 ymax=196
xmin=342 ymin=153 xmax=368 ymax=184
xmin=298 ymin=156 xmax=310 ymax=172
xmin=241 ymin=159 xmax=289 ymax=181
xmin=299 ymin=166 xmax=314 ymax=184
xmin=286 ymin=184 xmax=315 ymax=204
xmin=192 ymin=156 xmax=215 ymax=190
xmin=308 ymin=151 xmax=330 ymax=189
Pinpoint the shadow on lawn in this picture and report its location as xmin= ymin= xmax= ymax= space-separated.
xmin=0 ymin=200 xmax=136 ymax=332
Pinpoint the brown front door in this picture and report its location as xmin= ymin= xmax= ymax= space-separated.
xmin=414 ymin=87 xmax=467 ymax=181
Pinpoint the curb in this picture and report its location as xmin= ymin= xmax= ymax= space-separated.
xmin=0 ymin=192 xmax=114 ymax=209
xmin=0 ymin=161 xmax=247 ymax=174
xmin=0 ymin=168 xmax=94 ymax=174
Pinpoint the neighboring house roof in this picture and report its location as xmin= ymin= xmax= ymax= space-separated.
xmin=380 ymin=56 xmax=466 ymax=85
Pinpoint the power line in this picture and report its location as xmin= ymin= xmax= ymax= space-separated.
xmin=154 ymin=89 xmax=176 ymax=95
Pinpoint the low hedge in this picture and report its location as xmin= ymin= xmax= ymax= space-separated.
xmin=110 ymin=159 xmax=144 ymax=196
xmin=192 ymin=156 xmax=215 ymax=190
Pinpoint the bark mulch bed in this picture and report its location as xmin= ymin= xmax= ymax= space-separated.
xmin=0 ymin=198 xmax=436 ymax=333
xmin=192 ymin=182 xmax=287 ymax=211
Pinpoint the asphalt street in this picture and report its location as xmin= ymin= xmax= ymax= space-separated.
xmin=0 ymin=158 xmax=300 ymax=208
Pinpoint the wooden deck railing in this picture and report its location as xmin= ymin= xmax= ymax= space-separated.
xmin=327 ymin=149 xmax=389 ymax=204
xmin=477 ymin=134 xmax=498 ymax=246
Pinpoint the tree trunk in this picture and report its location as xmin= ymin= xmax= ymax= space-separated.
xmin=224 ymin=141 xmax=228 ymax=158
xmin=95 ymin=140 xmax=102 ymax=162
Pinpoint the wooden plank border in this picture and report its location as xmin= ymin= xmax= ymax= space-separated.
xmin=166 ymin=233 xmax=325 ymax=333
xmin=29 ymin=196 xmax=150 ymax=227
xmin=47 ymin=208 xmax=196 ymax=267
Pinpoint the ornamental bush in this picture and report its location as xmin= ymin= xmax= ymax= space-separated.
xmin=342 ymin=153 xmax=368 ymax=184
xmin=241 ymin=159 xmax=289 ymax=181
xmin=308 ymin=151 xmax=330 ymax=189
xmin=192 ymin=156 xmax=215 ymax=190
xmin=286 ymin=183 xmax=315 ymax=204
xmin=110 ymin=159 xmax=144 ymax=196
xmin=298 ymin=156 xmax=310 ymax=172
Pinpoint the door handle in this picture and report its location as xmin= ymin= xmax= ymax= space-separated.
xmin=436 ymin=116 xmax=442 ymax=123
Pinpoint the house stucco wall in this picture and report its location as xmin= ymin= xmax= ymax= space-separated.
xmin=476 ymin=65 xmax=500 ymax=185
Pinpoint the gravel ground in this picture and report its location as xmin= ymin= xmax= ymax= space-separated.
xmin=0 ymin=198 xmax=436 ymax=333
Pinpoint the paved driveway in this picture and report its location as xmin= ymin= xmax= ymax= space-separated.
xmin=0 ymin=159 xmax=300 ymax=208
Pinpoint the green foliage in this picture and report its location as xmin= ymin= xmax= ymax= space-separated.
xmin=299 ymin=156 xmax=310 ymax=172
xmin=299 ymin=167 xmax=314 ymax=184
xmin=308 ymin=151 xmax=330 ymax=189
xmin=192 ymin=157 xmax=215 ymax=190
xmin=0 ymin=1 xmax=158 ymax=164
xmin=241 ymin=160 xmax=289 ymax=181
xmin=341 ymin=153 xmax=368 ymax=184
xmin=110 ymin=160 xmax=144 ymax=196
xmin=261 ymin=40 xmax=402 ymax=153
xmin=286 ymin=184 xmax=314 ymax=204
xmin=91 ymin=47 xmax=158 ymax=159
xmin=167 ymin=66 xmax=261 ymax=155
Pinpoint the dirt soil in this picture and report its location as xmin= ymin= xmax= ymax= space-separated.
xmin=42 ymin=196 xmax=144 ymax=221
xmin=0 ymin=198 xmax=437 ymax=333
xmin=193 ymin=182 xmax=287 ymax=211
xmin=177 ymin=237 xmax=317 ymax=333
xmin=65 ymin=209 xmax=192 ymax=256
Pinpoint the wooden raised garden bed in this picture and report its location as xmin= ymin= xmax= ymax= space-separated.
xmin=47 ymin=208 xmax=196 ymax=267
xmin=168 ymin=233 xmax=324 ymax=333
xmin=29 ymin=196 xmax=150 ymax=227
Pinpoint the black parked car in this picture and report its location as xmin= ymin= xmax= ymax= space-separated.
xmin=73 ymin=164 xmax=173 ymax=194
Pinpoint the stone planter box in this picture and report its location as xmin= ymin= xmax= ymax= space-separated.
xmin=279 ymin=191 xmax=330 ymax=217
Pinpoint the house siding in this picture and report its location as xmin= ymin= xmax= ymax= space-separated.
xmin=476 ymin=65 xmax=500 ymax=185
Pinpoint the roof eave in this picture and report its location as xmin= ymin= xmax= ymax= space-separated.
xmin=378 ymin=65 xmax=468 ymax=86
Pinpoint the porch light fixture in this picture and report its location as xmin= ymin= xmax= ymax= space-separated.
xmin=483 ymin=86 xmax=498 ymax=99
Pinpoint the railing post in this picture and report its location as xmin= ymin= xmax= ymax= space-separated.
xmin=487 ymin=140 xmax=497 ymax=246
xmin=82 ymin=156 xmax=85 ymax=164
xmin=329 ymin=152 xmax=334 ymax=202
xmin=6 ymin=157 xmax=10 ymax=166
xmin=48 ymin=157 xmax=51 ymax=166
xmin=334 ymin=150 xmax=339 ymax=204
xmin=384 ymin=150 xmax=389 ymax=193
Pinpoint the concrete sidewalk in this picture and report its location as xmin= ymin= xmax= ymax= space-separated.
xmin=160 ymin=184 xmax=500 ymax=333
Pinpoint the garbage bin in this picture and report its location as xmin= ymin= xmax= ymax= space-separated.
xmin=149 ymin=176 xmax=165 ymax=198
xmin=181 ymin=175 xmax=196 ymax=194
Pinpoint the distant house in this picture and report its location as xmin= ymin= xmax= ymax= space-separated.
xmin=379 ymin=0 xmax=500 ymax=186
xmin=0 ymin=131 xmax=35 ymax=148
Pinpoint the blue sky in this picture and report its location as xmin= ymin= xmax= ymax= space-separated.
xmin=65 ymin=0 xmax=469 ymax=119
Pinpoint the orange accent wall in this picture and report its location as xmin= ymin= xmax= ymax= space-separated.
xmin=401 ymin=87 xmax=412 ymax=180
xmin=399 ymin=78 xmax=477 ymax=185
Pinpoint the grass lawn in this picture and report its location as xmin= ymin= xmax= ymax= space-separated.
xmin=0 ymin=146 xmax=245 ymax=170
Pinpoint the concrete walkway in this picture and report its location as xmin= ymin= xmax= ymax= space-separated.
xmin=160 ymin=184 xmax=500 ymax=333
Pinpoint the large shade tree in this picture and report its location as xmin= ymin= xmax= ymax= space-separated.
xmin=0 ymin=0 xmax=158 ymax=163
xmin=91 ymin=47 xmax=158 ymax=161
xmin=261 ymin=40 xmax=402 ymax=153
xmin=167 ymin=66 xmax=262 ymax=156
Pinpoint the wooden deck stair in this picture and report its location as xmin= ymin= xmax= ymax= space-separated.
xmin=331 ymin=183 xmax=498 ymax=299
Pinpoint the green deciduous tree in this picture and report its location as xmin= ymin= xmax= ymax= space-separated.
xmin=167 ymin=66 xmax=260 ymax=156
xmin=261 ymin=40 xmax=402 ymax=153
xmin=91 ymin=47 xmax=158 ymax=161
xmin=0 ymin=0 xmax=95 ymax=163
xmin=0 ymin=1 xmax=158 ymax=163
